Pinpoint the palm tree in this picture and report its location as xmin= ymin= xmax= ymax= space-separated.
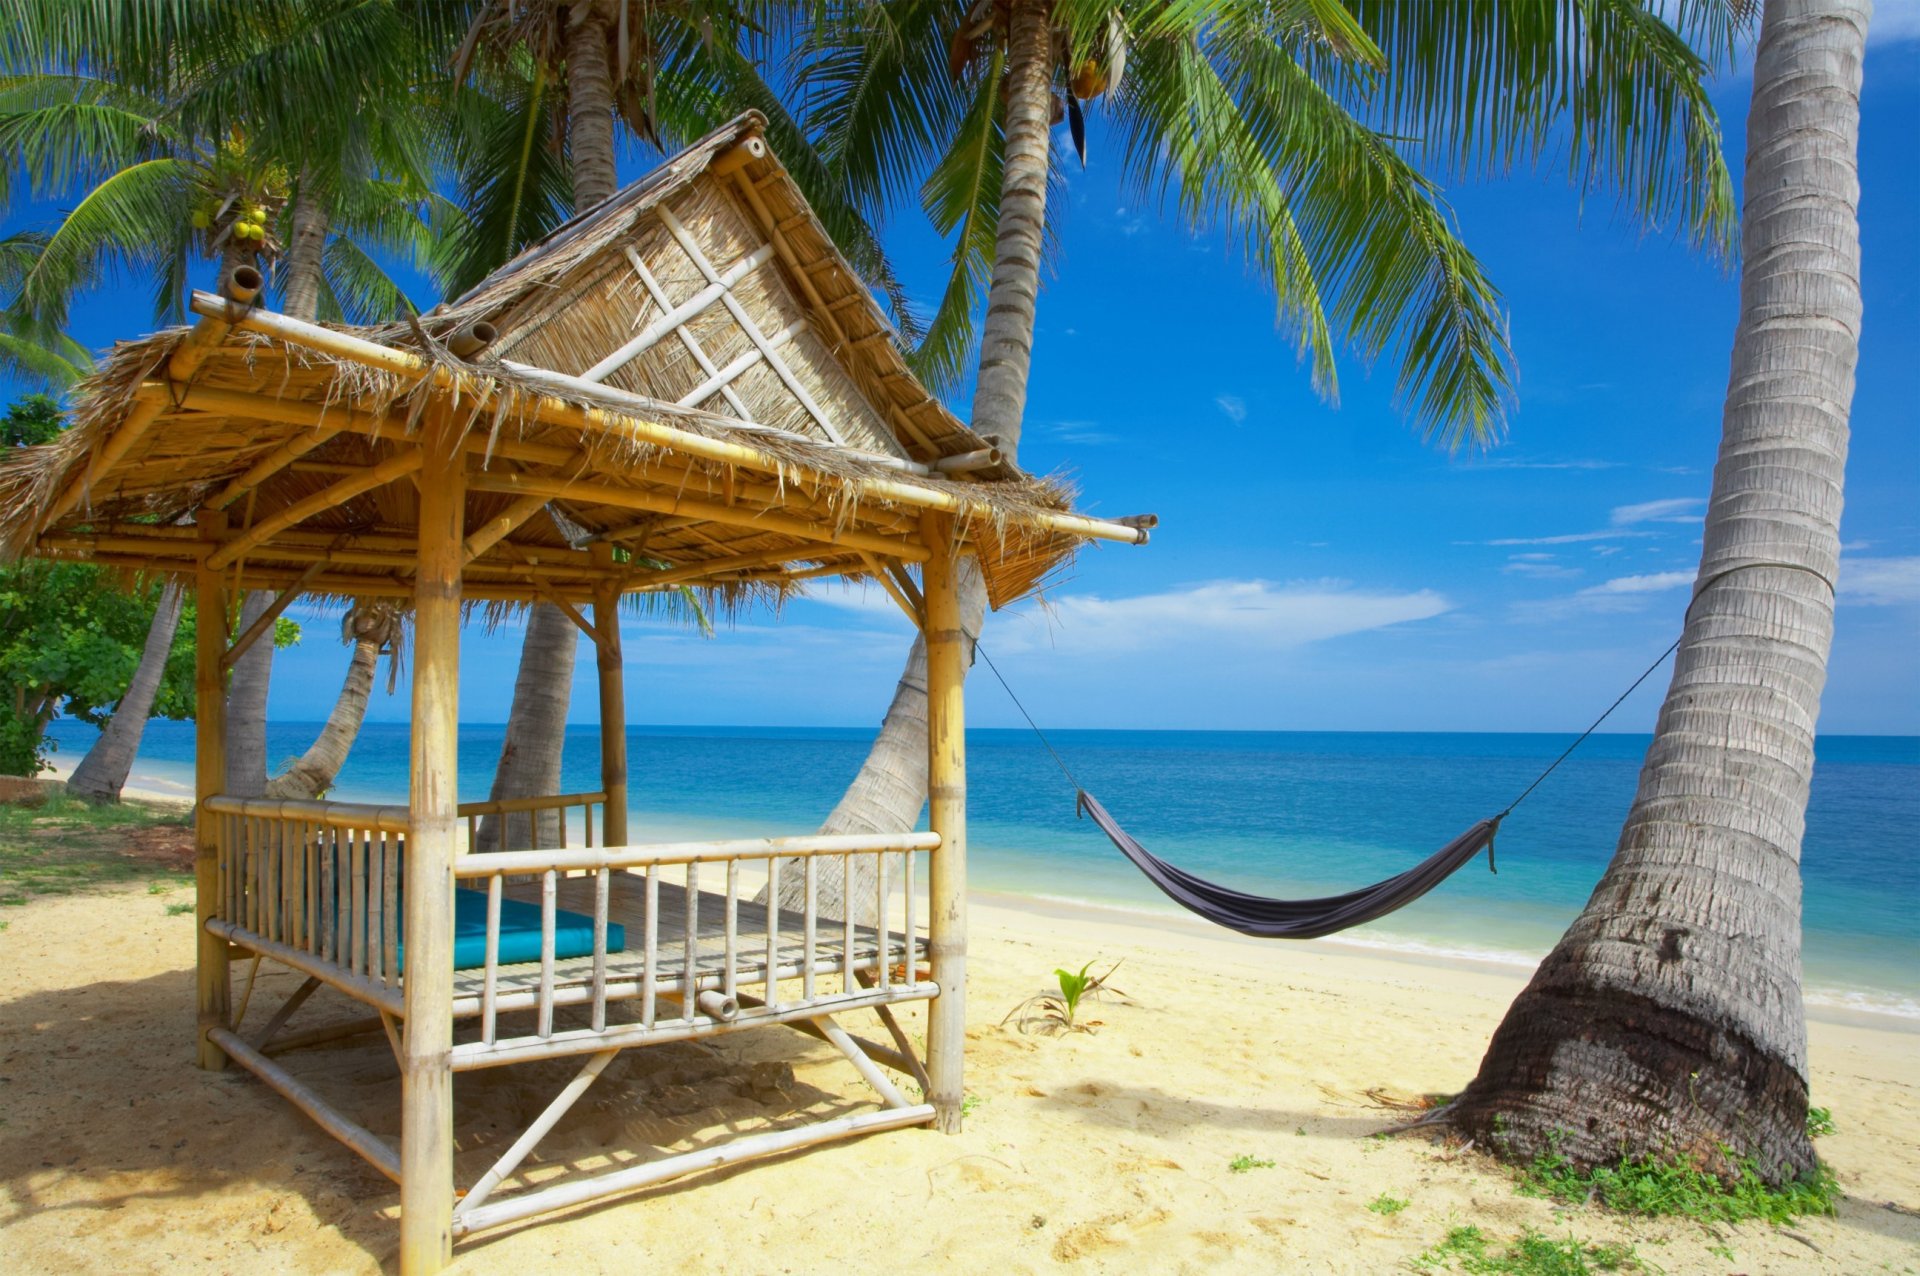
xmin=65 ymin=584 xmax=186 ymax=801
xmin=4 ymin=2 xmax=454 ymax=797
xmin=1444 ymin=0 xmax=1869 ymax=1183
xmin=790 ymin=0 xmax=1746 ymax=906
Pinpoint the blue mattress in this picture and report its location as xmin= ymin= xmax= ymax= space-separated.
xmin=388 ymin=888 xmax=626 ymax=971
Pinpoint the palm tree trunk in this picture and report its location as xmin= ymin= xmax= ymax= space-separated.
xmin=67 ymin=583 xmax=185 ymax=803
xmin=266 ymin=631 xmax=380 ymax=800
xmin=224 ymin=588 xmax=276 ymax=798
xmin=565 ymin=4 xmax=619 ymax=208
xmin=1446 ymin=0 xmax=1867 ymax=1184
xmin=480 ymin=1 xmax=619 ymax=842
xmin=280 ymin=181 xmax=329 ymax=322
xmin=478 ymin=603 xmax=578 ymax=851
xmin=786 ymin=0 xmax=1056 ymax=919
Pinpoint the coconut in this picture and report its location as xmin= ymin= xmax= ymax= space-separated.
xmin=1071 ymin=59 xmax=1108 ymax=100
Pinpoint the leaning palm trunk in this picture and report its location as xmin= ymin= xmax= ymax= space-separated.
xmin=67 ymin=582 xmax=185 ymax=803
xmin=266 ymin=606 xmax=390 ymax=800
xmin=480 ymin=1 xmax=621 ymax=844
xmin=1446 ymin=0 xmax=1867 ymax=1183
xmin=785 ymin=0 xmax=1055 ymax=919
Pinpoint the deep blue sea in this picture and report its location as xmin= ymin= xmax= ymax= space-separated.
xmin=45 ymin=720 xmax=1919 ymax=1019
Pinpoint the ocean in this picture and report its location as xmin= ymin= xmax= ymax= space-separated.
xmin=43 ymin=720 xmax=1920 ymax=1021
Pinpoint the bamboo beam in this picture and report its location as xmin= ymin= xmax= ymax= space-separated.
xmin=206 ymin=449 xmax=425 ymax=571
xmin=922 ymin=511 xmax=968 ymax=1134
xmin=209 ymin=424 xmax=348 ymax=510
xmin=674 ymin=316 xmax=806 ymax=409
xmin=194 ymin=509 xmax=231 ymax=1071
xmin=465 ymin=470 xmax=928 ymax=561
xmin=222 ymin=561 xmax=325 ymax=670
xmin=400 ymin=408 xmax=462 ymax=1273
xmin=463 ymin=494 xmax=550 ymax=565
xmin=860 ymin=554 xmax=923 ymax=627
xmin=581 ymin=243 xmax=775 ymax=382
xmin=592 ymin=548 xmax=629 ymax=848
xmin=183 ymin=294 xmax=1153 ymax=546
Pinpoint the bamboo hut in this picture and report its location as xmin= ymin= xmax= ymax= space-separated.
xmin=0 ymin=115 xmax=1151 ymax=1272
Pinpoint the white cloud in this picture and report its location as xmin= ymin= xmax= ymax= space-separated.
xmin=1467 ymin=456 xmax=1621 ymax=471
xmin=1580 ymin=571 xmax=1693 ymax=596
xmin=993 ymin=578 xmax=1451 ymax=656
xmin=1503 ymin=553 xmax=1581 ymax=580
xmin=1487 ymin=528 xmax=1654 ymax=546
xmin=1215 ymin=394 xmax=1247 ymax=424
xmin=1839 ymin=556 xmax=1920 ymax=605
xmin=1611 ymin=497 xmax=1704 ymax=526
xmin=1871 ymin=1 xmax=1920 ymax=44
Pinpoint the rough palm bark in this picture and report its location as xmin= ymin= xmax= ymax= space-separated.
xmin=482 ymin=0 xmax=623 ymax=843
xmin=266 ymin=605 xmax=393 ymax=800
xmin=1446 ymin=0 xmax=1868 ymax=1183
xmin=223 ymin=588 xmax=276 ymax=797
xmin=67 ymin=583 xmax=184 ymax=803
xmin=280 ymin=181 xmax=330 ymax=322
xmin=788 ymin=0 xmax=1055 ymax=918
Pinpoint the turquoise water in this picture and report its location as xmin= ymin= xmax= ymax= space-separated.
xmin=44 ymin=721 xmax=1920 ymax=1017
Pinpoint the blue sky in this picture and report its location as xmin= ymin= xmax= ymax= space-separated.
xmin=12 ymin=24 xmax=1918 ymax=736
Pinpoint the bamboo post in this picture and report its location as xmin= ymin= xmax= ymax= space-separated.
xmin=194 ymin=508 xmax=231 ymax=1070
xmin=922 ymin=511 xmax=968 ymax=1133
xmin=592 ymin=553 xmax=629 ymax=848
xmin=399 ymin=409 xmax=463 ymax=1274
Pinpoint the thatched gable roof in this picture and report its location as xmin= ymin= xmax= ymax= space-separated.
xmin=0 ymin=115 xmax=1148 ymax=614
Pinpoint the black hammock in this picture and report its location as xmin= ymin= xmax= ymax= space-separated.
xmin=1075 ymin=790 xmax=1500 ymax=941
xmin=969 ymin=628 xmax=1683 ymax=943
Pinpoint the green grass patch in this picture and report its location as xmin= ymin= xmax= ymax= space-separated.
xmin=165 ymin=900 xmax=195 ymax=916
xmin=1414 ymin=1225 xmax=1646 ymax=1275
xmin=1519 ymin=1134 xmax=1838 ymax=1225
xmin=1805 ymin=1106 xmax=1835 ymax=1139
xmin=0 ymin=794 xmax=190 ymax=903
xmin=1228 ymin=1154 xmax=1275 ymax=1174
xmin=1368 ymin=1193 xmax=1410 ymax=1215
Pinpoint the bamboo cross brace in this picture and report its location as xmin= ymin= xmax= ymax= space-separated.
xmin=205 ymin=449 xmax=425 ymax=570
xmin=654 ymin=206 xmax=847 ymax=445
xmin=860 ymin=553 xmax=923 ymax=627
xmin=222 ymin=561 xmax=327 ymax=670
xmin=582 ymin=242 xmax=775 ymax=382
xmin=455 ymin=1048 xmax=622 ymax=1220
xmin=676 ymin=317 xmax=808 ymax=409
xmin=621 ymin=245 xmax=752 ymax=419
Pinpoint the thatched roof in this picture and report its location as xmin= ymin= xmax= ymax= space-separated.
xmin=0 ymin=114 xmax=1148 ymax=613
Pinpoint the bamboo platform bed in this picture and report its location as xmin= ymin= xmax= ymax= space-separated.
xmin=0 ymin=113 xmax=1151 ymax=1271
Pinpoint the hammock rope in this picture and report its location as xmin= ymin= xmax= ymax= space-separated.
xmin=968 ymin=631 xmax=1682 ymax=940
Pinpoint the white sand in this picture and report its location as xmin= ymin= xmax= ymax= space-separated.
xmin=1 ymin=844 xmax=1914 ymax=1274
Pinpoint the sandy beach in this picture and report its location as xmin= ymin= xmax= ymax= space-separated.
xmin=1 ymin=786 xmax=1915 ymax=1274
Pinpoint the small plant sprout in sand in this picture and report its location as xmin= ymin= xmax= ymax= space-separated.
xmin=1368 ymin=1193 xmax=1409 ymax=1215
xmin=1001 ymin=959 xmax=1130 ymax=1035
xmin=1228 ymin=1154 xmax=1275 ymax=1174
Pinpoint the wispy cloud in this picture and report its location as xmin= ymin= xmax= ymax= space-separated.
xmin=1871 ymin=4 xmax=1920 ymax=44
xmin=1487 ymin=528 xmax=1654 ymax=546
xmin=1048 ymin=419 xmax=1117 ymax=445
xmin=1215 ymin=394 xmax=1247 ymax=424
xmin=1512 ymin=569 xmax=1691 ymax=621
xmin=1503 ymin=553 xmax=1582 ymax=580
xmin=1840 ymin=556 xmax=1920 ymax=606
xmin=993 ymin=578 xmax=1451 ymax=656
xmin=1467 ymin=456 xmax=1622 ymax=471
xmin=1611 ymin=497 xmax=1704 ymax=526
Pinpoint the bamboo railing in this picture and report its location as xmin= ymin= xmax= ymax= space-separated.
xmin=449 ymin=831 xmax=940 ymax=1069
xmin=459 ymin=790 xmax=606 ymax=853
xmin=204 ymin=795 xmax=411 ymax=1014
